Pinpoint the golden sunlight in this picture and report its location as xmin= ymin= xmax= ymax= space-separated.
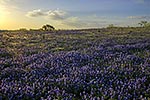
xmin=0 ymin=8 xmax=5 ymax=25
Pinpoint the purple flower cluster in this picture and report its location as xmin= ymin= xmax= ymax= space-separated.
xmin=1 ymin=40 xmax=150 ymax=99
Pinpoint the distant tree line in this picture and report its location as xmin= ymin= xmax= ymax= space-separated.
xmin=18 ymin=24 xmax=55 ymax=32
xmin=0 ymin=30 xmax=8 ymax=33
xmin=106 ymin=21 xmax=150 ymax=29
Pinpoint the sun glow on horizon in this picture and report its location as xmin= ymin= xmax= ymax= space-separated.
xmin=0 ymin=8 xmax=5 ymax=26
xmin=0 ymin=4 xmax=9 ymax=29
xmin=0 ymin=0 xmax=150 ymax=30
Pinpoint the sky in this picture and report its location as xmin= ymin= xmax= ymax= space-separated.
xmin=0 ymin=0 xmax=150 ymax=29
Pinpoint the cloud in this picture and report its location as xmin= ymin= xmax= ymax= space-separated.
xmin=127 ymin=15 xmax=150 ymax=19
xmin=60 ymin=16 xmax=108 ymax=29
xmin=47 ymin=9 xmax=67 ymax=20
xmin=26 ymin=9 xmax=110 ymax=29
xmin=0 ymin=0 xmax=19 ymax=11
xmin=26 ymin=9 xmax=67 ymax=20
xmin=26 ymin=9 xmax=46 ymax=17
xmin=0 ymin=0 xmax=11 ymax=4
xmin=62 ymin=17 xmax=83 ymax=28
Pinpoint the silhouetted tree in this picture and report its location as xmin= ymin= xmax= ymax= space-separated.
xmin=138 ymin=21 xmax=150 ymax=29
xmin=138 ymin=21 xmax=148 ymax=27
xmin=42 ymin=24 xmax=55 ymax=31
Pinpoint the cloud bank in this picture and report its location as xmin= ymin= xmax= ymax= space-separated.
xmin=128 ymin=15 xmax=150 ymax=19
xmin=26 ymin=9 xmax=67 ymax=20
xmin=26 ymin=9 xmax=149 ymax=29
xmin=26 ymin=9 xmax=46 ymax=17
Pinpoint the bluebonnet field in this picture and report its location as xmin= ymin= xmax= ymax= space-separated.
xmin=0 ymin=27 xmax=150 ymax=99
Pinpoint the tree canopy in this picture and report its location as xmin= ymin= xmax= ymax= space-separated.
xmin=42 ymin=24 xmax=55 ymax=31
xmin=138 ymin=21 xmax=150 ymax=28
